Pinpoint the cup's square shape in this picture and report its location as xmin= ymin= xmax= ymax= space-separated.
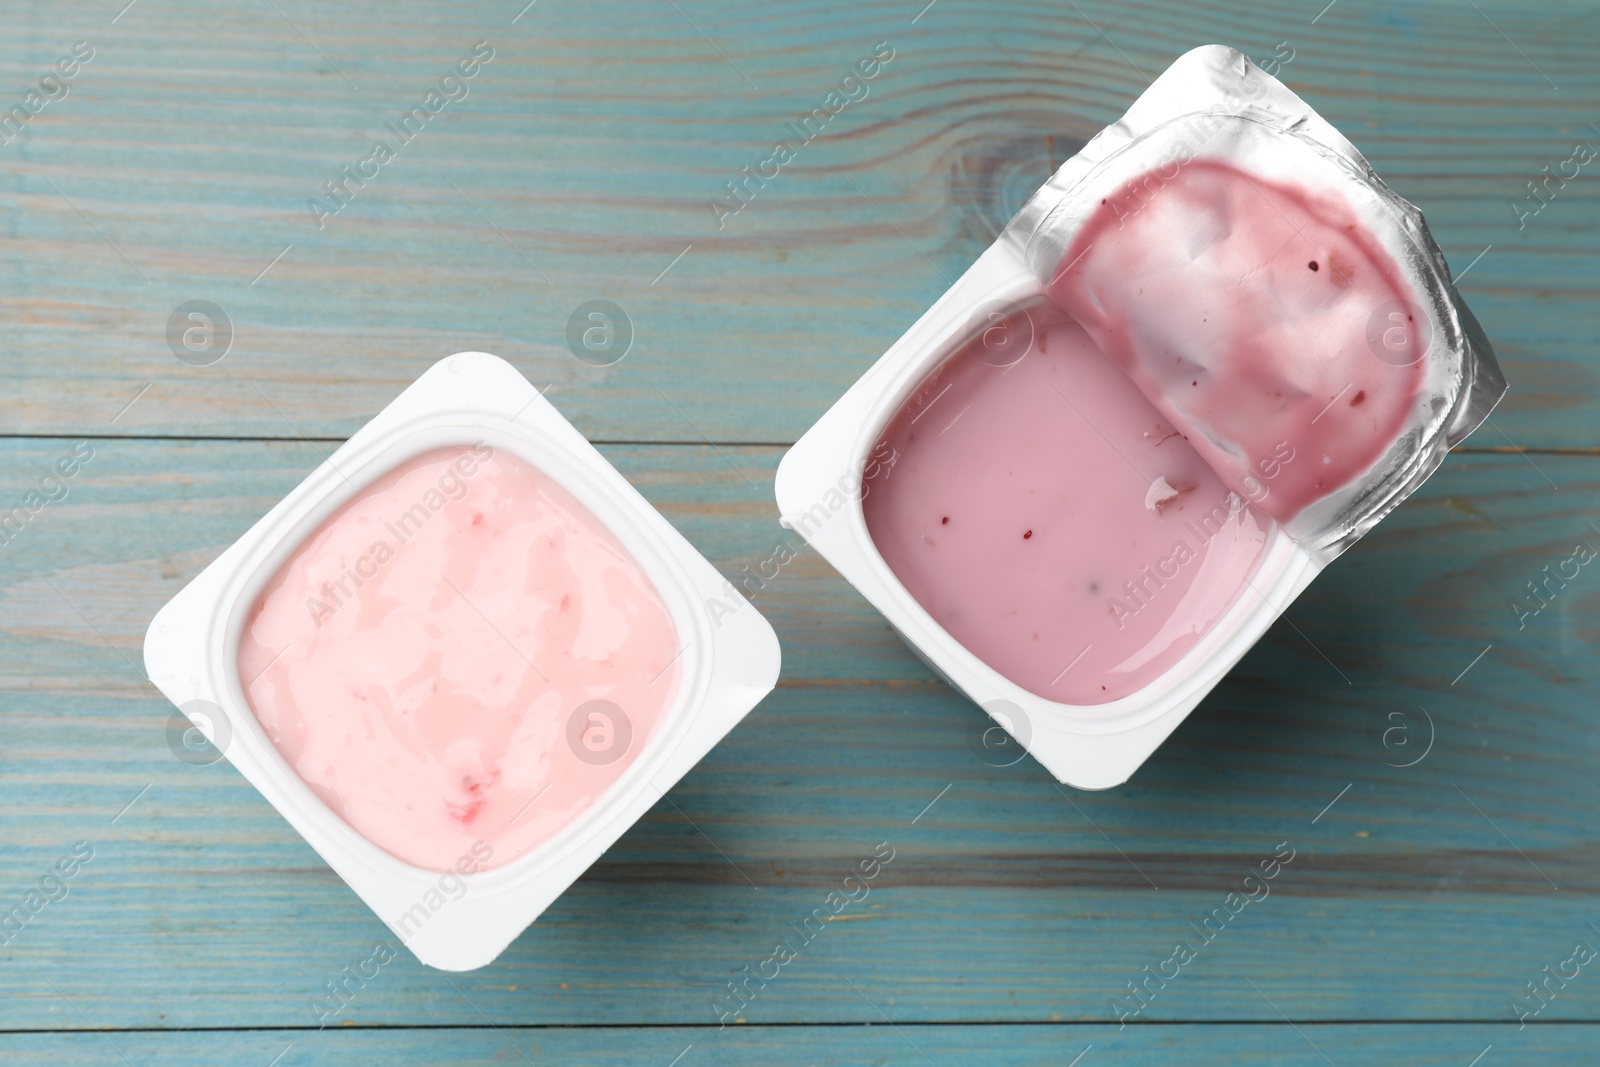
xmin=145 ymin=352 xmax=781 ymax=970
xmin=775 ymin=244 xmax=1319 ymax=790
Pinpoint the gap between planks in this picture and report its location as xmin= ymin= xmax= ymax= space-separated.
xmin=2 ymin=1020 xmax=1590 ymax=1035
xmin=0 ymin=435 xmax=1597 ymax=458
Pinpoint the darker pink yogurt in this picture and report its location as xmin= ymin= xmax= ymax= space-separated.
xmin=863 ymin=308 xmax=1268 ymax=704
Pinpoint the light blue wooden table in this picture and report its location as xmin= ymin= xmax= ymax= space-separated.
xmin=2 ymin=0 xmax=1598 ymax=1063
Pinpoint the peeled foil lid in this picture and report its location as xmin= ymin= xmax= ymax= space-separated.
xmin=1002 ymin=44 xmax=1506 ymax=564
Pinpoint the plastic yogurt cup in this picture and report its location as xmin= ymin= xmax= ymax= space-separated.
xmin=775 ymin=45 xmax=1505 ymax=789
xmin=145 ymin=353 xmax=781 ymax=969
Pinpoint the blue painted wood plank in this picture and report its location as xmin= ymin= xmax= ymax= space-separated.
xmin=0 ymin=0 xmax=1594 ymax=445
xmin=0 ymin=440 xmax=1595 ymax=1030
xmin=0 ymin=1023 xmax=1581 ymax=1066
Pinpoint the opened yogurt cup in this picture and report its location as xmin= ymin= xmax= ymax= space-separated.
xmin=775 ymin=45 xmax=1504 ymax=789
xmin=145 ymin=353 xmax=780 ymax=969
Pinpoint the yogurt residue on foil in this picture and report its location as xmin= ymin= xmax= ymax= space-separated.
xmin=1047 ymin=159 xmax=1428 ymax=523
xmin=866 ymin=158 xmax=1430 ymax=704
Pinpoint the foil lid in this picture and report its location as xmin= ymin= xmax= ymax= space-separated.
xmin=1001 ymin=44 xmax=1505 ymax=564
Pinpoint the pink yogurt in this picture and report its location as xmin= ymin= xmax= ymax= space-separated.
xmin=1046 ymin=159 xmax=1427 ymax=522
xmin=238 ymin=445 xmax=681 ymax=872
xmin=863 ymin=307 xmax=1269 ymax=704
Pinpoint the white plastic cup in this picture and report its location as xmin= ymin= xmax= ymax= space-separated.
xmin=145 ymin=353 xmax=781 ymax=970
xmin=775 ymin=241 xmax=1320 ymax=790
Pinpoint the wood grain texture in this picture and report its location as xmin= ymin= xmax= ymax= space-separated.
xmin=0 ymin=441 xmax=1595 ymax=1034
xmin=0 ymin=1024 xmax=1585 ymax=1066
xmin=2 ymin=0 xmax=1597 ymax=1061
xmin=0 ymin=0 xmax=1595 ymax=444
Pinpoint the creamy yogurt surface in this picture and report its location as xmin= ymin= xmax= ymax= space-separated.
xmin=864 ymin=309 xmax=1268 ymax=704
xmin=238 ymin=445 xmax=681 ymax=872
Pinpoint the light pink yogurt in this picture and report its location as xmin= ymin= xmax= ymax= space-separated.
xmin=1047 ymin=159 xmax=1426 ymax=522
xmin=238 ymin=445 xmax=681 ymax=872
xmin=863 ymin=308 xmax=1269 ymax=704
